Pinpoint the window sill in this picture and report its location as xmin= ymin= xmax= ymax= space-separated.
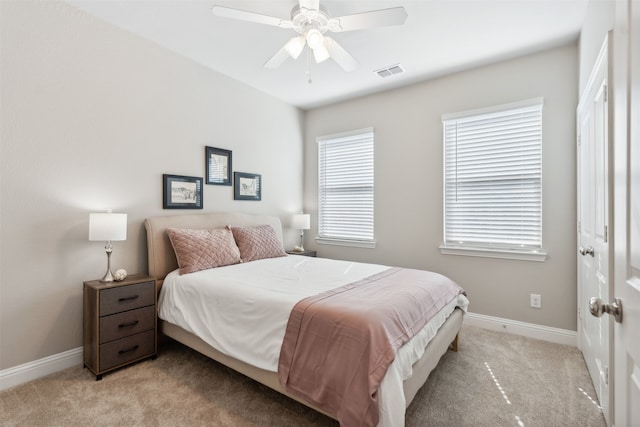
xmin=316 ymin=237 xmax=376 ymax=249
xmin=439 ymin=245 xmax=547 ymax=262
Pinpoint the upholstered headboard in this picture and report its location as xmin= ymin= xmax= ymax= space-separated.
xmin=144 ymin=212 xmax=284 ymax=286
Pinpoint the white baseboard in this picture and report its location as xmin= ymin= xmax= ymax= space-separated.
xmin=0 ymin=313 xmax=576 ymax=391
xmin=464 ymin=312 xmax=577 ymax=347
xmin=0 ymin=347 xmax=83 ymax=391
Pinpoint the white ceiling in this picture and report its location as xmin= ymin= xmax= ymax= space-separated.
xmin=66 ymin=0 xmax=589 ymax=110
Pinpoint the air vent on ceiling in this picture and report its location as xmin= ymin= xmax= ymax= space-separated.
xmin=374 ymin=64 xmax=404 ymax=78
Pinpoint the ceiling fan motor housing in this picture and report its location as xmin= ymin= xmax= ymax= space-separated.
xmin=290 ymin=4 xmax=331 ymax=34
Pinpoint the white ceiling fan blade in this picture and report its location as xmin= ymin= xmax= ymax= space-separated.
xmin=328 ymin=7 xmax=407 ymax=32
xmin=212 ymin=6 xmax=292 ymax=29
xmin=324 ymin=37 xmax=358 ymax=72
xmin=264 ymin=45 xmax=291 ymax=69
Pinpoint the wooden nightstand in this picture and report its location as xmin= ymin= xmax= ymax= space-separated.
xmin=83 ymin=274 xmax=157 ymax=380
xmin=286 ymin=250 xmax=317 ymax=257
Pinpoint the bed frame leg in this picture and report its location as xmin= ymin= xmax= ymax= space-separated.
xmin=450 ymin=333 xmax=459 ymax=352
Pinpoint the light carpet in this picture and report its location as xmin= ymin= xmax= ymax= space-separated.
xmin=0 ymin=325 xmax=606 ymax=426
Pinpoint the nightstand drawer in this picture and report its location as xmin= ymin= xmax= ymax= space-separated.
xmin=99 ymin=305 xmax=155 ymax=344
xmin=99 ymin=330 xmax=155 ymax=371
xmin=100 ymin=281 xmax=155 ymax=316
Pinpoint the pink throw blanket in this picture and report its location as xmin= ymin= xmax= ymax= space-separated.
xmin=278 ymin=267 xmax=465 ymax=427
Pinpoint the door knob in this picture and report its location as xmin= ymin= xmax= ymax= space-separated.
xmin=579 ymin=246 xmax=595 ymax=257
xmin=589 ymin=297 xmax=623 ymax=323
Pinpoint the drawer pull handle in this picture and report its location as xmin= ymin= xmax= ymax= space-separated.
xmin=118 ymin=295 xmax=139 ymax=302
xmin=118 ymin=320 xmax=139 ymax=328
xmin=118 ymin=345 xmax=139 ymax=355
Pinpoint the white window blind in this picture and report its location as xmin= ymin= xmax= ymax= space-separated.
xmin=442 ymin=99 xmax=543 ymax=254
xmin=317 ymin=128 xmax=374 ymax=245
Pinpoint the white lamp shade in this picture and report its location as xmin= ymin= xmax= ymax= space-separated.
xmin=292 ymin=213 xmax=311 ymax=230
xmin=306 ymin=29 xmax=324 ymax=50
xmin=89 ymin=213 xmax=127 ymax=241
xmin=285 ymin=35 xmax=305 ymax=59
xmin=313 ymin=45 xmax=330 ymax=64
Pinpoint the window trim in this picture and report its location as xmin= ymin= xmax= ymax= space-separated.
xmin=440 ymin=98 xmax=546 ymax=261
xmin=316 ymin=127 xmax=376 ymax=248
xmin=316 ymin=237 xmax=377 ymax=249
xmin=439 ymin=245 xmax=547 ymax=262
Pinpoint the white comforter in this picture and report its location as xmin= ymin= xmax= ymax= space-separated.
xmin=158 ymin=255 xmax=469 ymax=426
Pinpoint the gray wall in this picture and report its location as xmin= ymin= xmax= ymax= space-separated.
xmin=304 ymin=43 xmax=579 ymax=331
xmin=0 ymin=1 xmax=304 ymax=370
xmin=578 ymin=0 xmax=615 ymax=95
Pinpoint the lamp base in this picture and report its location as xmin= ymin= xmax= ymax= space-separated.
xmin=99 ymin=245 xmax=115 ymax=283
xmin=100 ymin=269 xmax=115 ymax=283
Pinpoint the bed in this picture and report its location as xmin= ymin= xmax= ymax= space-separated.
xmin=145 ymin=212 xmax=467 ymax=427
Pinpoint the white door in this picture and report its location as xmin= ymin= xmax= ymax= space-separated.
xmin=612 ymin=0 xmax=640 ymax=425
xmin=577 ymin=36 xmax=612 ymax=425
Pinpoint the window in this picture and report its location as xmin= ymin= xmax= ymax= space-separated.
xmin=317 ymin=128 xmax=375 ymax=248
xmin=440 ymin=98 xmax=546 ymax=261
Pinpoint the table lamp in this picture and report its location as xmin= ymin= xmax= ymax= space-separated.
xmin=89 ymin=209 xmax=127 ymax=282
xmin=292 ymin=213 xmax=311 ymax=252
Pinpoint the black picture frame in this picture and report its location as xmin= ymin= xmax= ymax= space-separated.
xmin=205 ymin=146 xmax=232 ymax=186
xmin=163 ymin=174 xmax=203 ymax=209
xmin=234 ymin=172 xmax=261 ymax=201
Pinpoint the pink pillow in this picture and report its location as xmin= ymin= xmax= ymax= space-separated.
xmin=231 ymin=225 xmax=286 ymax=263
xmin=166 ymin=226 xmax=241 ymax=274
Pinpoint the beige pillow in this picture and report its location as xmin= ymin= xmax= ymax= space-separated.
xmin=166 ymin=226 xmax=241 ymax=274
xmin=231 ymin=225 xmax=287 ymax=263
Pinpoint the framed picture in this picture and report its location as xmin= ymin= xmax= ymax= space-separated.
xmin=163 ymin=174 xmax=203 ymax=209
xmin=205 ymin=146 xmax=232 ymax=186
xmin=234 ymin=172 xmax=261 ymax=201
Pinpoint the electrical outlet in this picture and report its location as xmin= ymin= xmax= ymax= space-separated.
xmin=530 ymin=293 xmax=541 ymax=309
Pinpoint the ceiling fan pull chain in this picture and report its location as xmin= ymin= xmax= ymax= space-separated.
xmin=306 ymin=46 xmax=312 ymax=84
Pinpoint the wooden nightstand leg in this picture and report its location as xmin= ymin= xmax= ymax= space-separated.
xmin=95 ymin=374 xmax=103 ymax=381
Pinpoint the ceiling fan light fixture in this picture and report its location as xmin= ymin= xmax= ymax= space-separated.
xmin=285 ymin=35 xmax=305 ymax=59
xmin=313 ymin=45 xmax=331 ymax=63
xmin=306 ymin=28 xmax=325 ymax=50
xmin=212 ymin=2 xmax=408 ymax=77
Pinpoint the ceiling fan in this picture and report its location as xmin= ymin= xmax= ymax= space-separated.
xmin=211 ymin=0 xmax=407 ymax=73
